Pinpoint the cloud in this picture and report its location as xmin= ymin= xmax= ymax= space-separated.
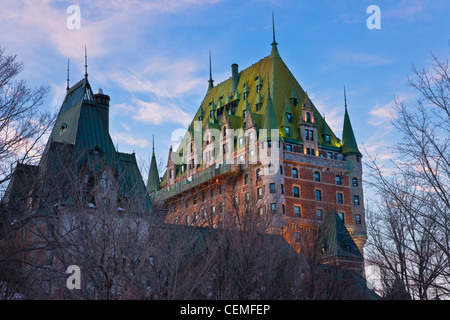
xmin=368 ymin=102 xmax=396 ymax=127
xmin=112 ymin=99 xmax=192 ymax=127
xmin=110 ymin=131 xmax=150 ymax=149
xmin=333 ymin=52 xmax=394 ymax=67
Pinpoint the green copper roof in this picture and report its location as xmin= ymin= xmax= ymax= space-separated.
xmin=316 ymin=212 xmax=363 ymax=261
xmin=341 ymin=106 xmax=362 ymax=156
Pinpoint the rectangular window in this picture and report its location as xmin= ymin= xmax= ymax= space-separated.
xmin=245 ymin=192 xmax=250 ymax=203
xmin=338 ymin=212 xmax=345 ymax=222
xmin=271 ymin=203 xmax=277 ymax=214
xmin=314 ymin=171 xmax=320 ymax=182
xmin=337 ymin=193 xmax=343 ymax=204
xmin=310 ymin=130 xmax=314 ymax=141
xmin=285 ymin=127 xmax=291 ymax=137
xmin=285 ymin=144 xmax=293 ymax=151
xmin=292 ymin=168 xmax=298 ymax=178
xmin=316 ymin=209 xmax=323 ymax=220
xmin=324 ymin=135 xmax=331 ymax=144
xmin=315 ymin=190 xmax=322 ymax=201
xmin=354 ymin=195 xmax=360 ymax=206
xmin=293 ymin=186 xmax=300 ymax=198
xmin=257 ymin=187 xmax=263 ymax=199
xmin=294 ymin=206 xmax=301 ymax=218
xmin=269 ymin=183 xmax=276 ymax=194
xmin=355 ymin=214 xmax=361 ymax=225
xmin=287 ymin=113 xmax=293 ymax=123
xmin=305 ymin=129 xmax=310 ymax=141
xmin=327 ymin=152 xmax=333 ymax=159
xmin=281 ymin=184 xmax=284 ymax=194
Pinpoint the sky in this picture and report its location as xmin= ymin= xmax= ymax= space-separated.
xmin=1 ymin=0 xmax=449 ymax=183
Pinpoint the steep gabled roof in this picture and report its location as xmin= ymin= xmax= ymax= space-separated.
xmin=316 ymin=212 xmax=363 ymax=262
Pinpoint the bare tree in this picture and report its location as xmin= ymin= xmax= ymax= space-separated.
xmin=0 ymin=46 xmax=54 ymax=196
xmin=365 ymin=51 xmax=450 ymax=300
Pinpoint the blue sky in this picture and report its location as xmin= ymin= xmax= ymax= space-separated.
xmin=1 ymin=0 xmax=449 ymax=181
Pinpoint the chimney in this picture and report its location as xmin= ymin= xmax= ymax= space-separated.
xmin=231 ymin=63 xmax=239 ymax=94
xmin=94 ymin=88 xmax=110 ymax=132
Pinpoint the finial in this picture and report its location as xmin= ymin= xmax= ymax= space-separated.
xmin=272 ymin=12 xmax=278 ymax=47
xmin=208 ymin=51 xmax=214 ymax=90
xmin=152 ymin=135 xmax=155 ymax=153
xmin=84 ymin=44 xmax=88 ymax=78
xmin=344 ymin=85 xmax=347 ymax=110
xmin=66 ymin=58 xmax=70 ymax=91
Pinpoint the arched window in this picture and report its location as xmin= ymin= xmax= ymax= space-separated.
xmin=336 ymin=175 xmax=342 ymax=185
xmin=306 ymin=112 xmax=311 ymax=122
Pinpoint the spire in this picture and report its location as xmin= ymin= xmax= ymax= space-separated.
xmin=344 ymin=85 xmax=348 ymax=110
xmin=84 ymin=44 xmax=88 ymax=78
xmin=66 ymin=58 xmax=70 ymax=91
xmin=341 ymin=90 xmax=362 ymax=157
xmin=270 ymin=12 xmax=280 ymax=58
xmin=147 ymin=135 xmax=160 ymax=193
xmin=208 ymin=51 xmax=214 ymax=92
xmin=271 ymin=12 xmax=278 ymax=47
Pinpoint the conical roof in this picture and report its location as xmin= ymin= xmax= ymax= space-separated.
xmin=341 ymin=106 xmax=362 ymax=156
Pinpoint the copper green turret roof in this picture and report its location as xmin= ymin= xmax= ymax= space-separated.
xmin=341 ymin=90 xmax=362 ymax=157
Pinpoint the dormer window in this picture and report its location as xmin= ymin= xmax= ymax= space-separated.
xmin=292 ymin=97 xmax=298 ymax=106
xmin=324 ymin=134 xmax=331 ymax=145
xmin=284 ymin=127 xmax=291 ymax=137
xmin=255 ymin=103 xmax=262 ymax=111
xmin=306 ymin=112 xmax=311 ymax=123
xmin=286 ymin=113 xmax=293 ymax=123
xmin=256 ymin=84 xmax=262 ymax=93
xmin=243 ymin=92 xmax=248 ymax=101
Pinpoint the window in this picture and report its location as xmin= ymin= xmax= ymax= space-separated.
xmin=257 ymin=187 xmax=263 ymax=199
xmin=280 ymin=165 xmax=283 ymax=175
xmin=337 ymin=193 xmax=343 ymax=204
xmin=255 ymin=103 xmax=262 ymax=111
xmin=292 ymin=168 xmax=298 ymax=178
xmin=244 ymin=174 xmax=249 ymax=185
xmin=352 ymin=177 xmax=359 ymax=187
xmin=211 ymin=205 xmax=216 ymax=215
xmin=242 ymin=109 xmax=247 ymax=118
xmin=315 ymin=190 xmax=322 ymax=201
xmin=327 ymin=152 xmax=333 ymax=159
xmin=354 ymin=195 xmax=360 ymax=206
xmin=245 ymin=192 xmax=250 ymax=203
xmin=306 ymin=112 xmax=311 ymax=122
xmin=314 ymin=171 xmax=320 ymax=182
xmin=294 ymin=206 xmax=301 ymax=218
xmin=324 ymin=134 xmax=331 ymax=144
xmin=271 ymin=203 xmax=277 ymax=214
xmin=310 ymin=130 xmax=314 ymax=141
xmin=202 ymin=208 xmax=207 ymax=220
xmin=169 ymin=169 xmax=173 ymax=179
xmin=233 ymin=196 xmax=238 ymax=206
xmin=338 ymin=212 xmax=345 ymax=223
xmin=305 ymin=129 xmax=310 ymax=141
xmin=355 ymin=214 xmax=362 ymax=225
xmin=258 ymin=207 xmax=263 ymax=216
xmin=243 ymin=92 xmax=248 ymax=100
xmin=316 ymin=209 xmax=323 ymax=220
xmin=293 ymin=186 xmax=300 ymax=198
xmin=256 ymin=169 xmax=261 ymax=180
xmin=285 ymin=144 xmax=293 ymax=152
xmin=336 ymin=175 xmax=342 ymax=185
xmin=281 ymin=184 xmax=284 ymax=194
xmin=256 ymin=84 xmax=262 ymax=93
xmin=284 ymin=126 xmax=291 ymax=137
xmin=286 ymin=113 xmax=293 ymax=123
xmin=269 ymin=183 xmax=276 ymax=194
